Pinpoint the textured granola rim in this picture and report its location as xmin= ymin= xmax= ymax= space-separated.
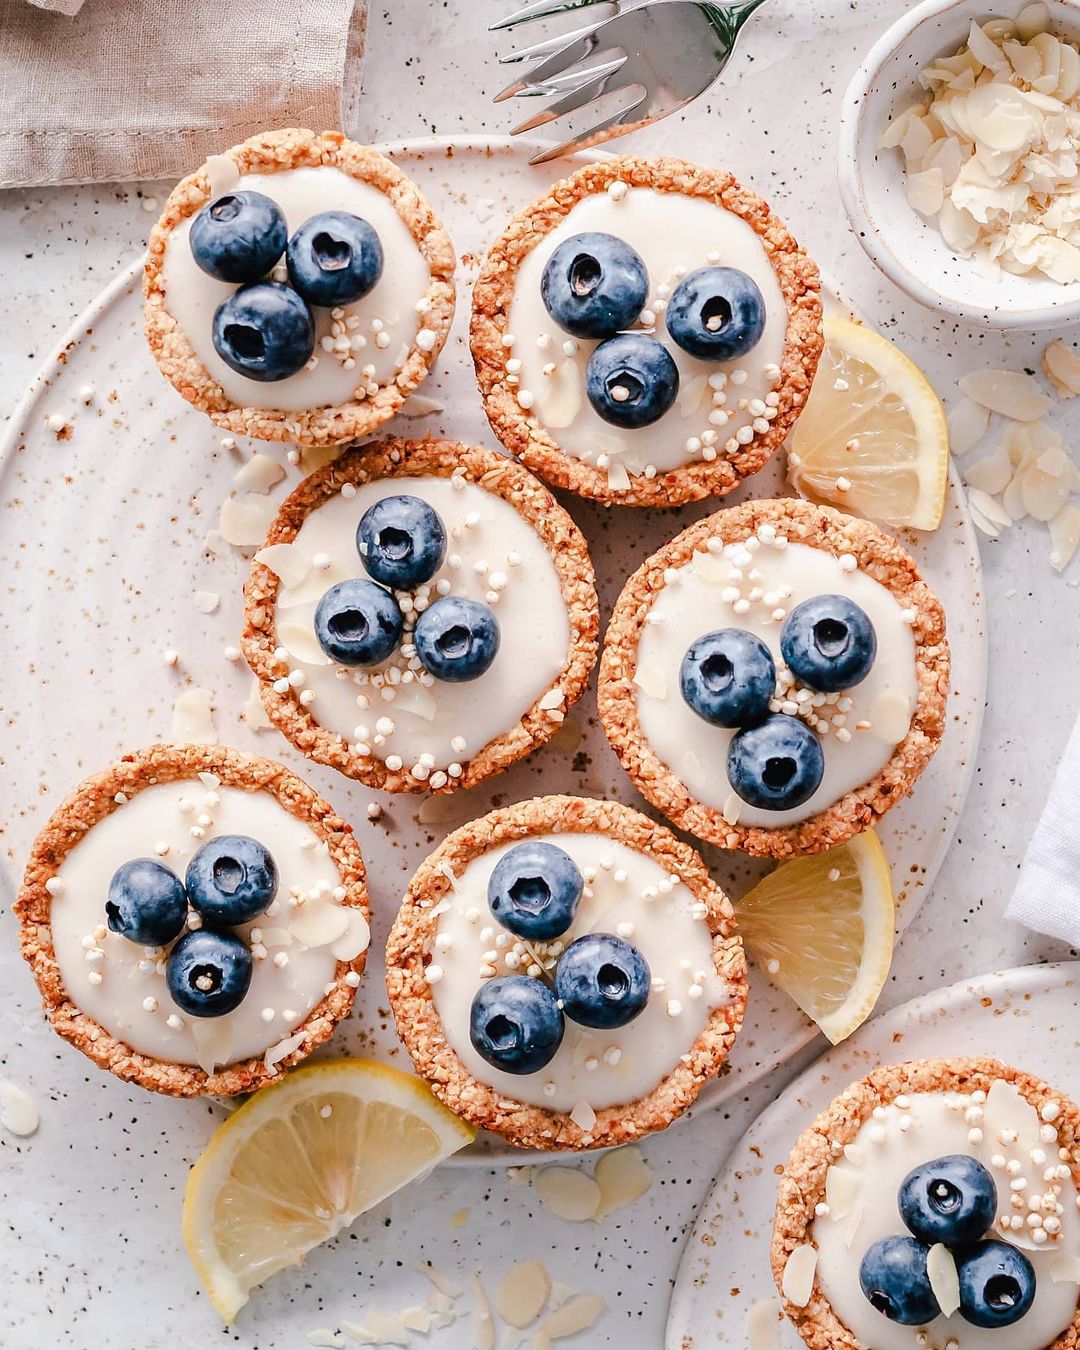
xmin=470 ymin=154 xmax=824 ymax=507
xmin=385 ymin=794 xmax=749 ymax=1151
xmin=770 ymin=1058 xmax=1080 ymax=1349
xmin=144 ymin=128 xmax=456 ymax=447
xmin=15 ymin=743 xmax=369 ymax=1098
xmin=242 ymin=437 xmax=600 ymax=793
xmin=598 ymin=498 xmax=950 ymax=859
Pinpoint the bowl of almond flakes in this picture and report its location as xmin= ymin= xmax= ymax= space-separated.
xmin=839 ymin=0 xmax=1080 ymax=328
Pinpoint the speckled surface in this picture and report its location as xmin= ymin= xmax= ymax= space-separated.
xmin=0 ymin=2 xmax=1076 ymax=1347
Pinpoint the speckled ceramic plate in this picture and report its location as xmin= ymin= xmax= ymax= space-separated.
xmin=665 ymin=961 xmax=1080 ymax=1349
xmin=0 ymin=136 xmax=985 ymax=1165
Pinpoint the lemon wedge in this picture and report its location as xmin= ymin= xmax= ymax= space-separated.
xmin=788 ymin=316 xmax=949 ymax=530
xmin=735 ymin=830 xmax=895 ymax=1046
xmin=183 ymin=1059 xmax=474 ymax=1322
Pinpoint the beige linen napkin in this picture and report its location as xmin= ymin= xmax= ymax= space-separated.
xmin=0 ymin=0 xmax=367 ymax=188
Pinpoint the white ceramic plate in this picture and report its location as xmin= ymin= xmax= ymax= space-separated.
xmin=665 ymin=961 xmax=1080 ymax=1349
xmin=0 ymin=135 xmax=985 ymax=1165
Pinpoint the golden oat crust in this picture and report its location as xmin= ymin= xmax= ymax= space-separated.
xmin=385 ymin=794 xmax=748 ymax=1151
xmin=15 ymin=744 xmax=369 ymax=1097
xmin=242 ymin=437 xmax=600 ymax=793
xmin=470 ymin=154 xmax=823 ymax=507
xmin=144 ymin=128 xmax=455 ymax=447
xmin=598 ymin=498 xmax=950 ymax=858
xmin=770 ymin=1058 xmax=1080 ymax=1349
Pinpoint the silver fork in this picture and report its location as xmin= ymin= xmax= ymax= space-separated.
xmin=492 ymin=0 xmax=771 ymax=164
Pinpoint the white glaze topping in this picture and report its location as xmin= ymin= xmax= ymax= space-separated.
xmin=634 ymin=535 xmax=918 ymax=828
xmin=50 ymin=780 xmax=367 ymax=1070
xmin=161 ymin=165 xmax=432 ymax=411
xmin=813 ymin=1086 xmax=1080 ymax=1350
xmin=270 ymin=475 xmax=570 ymax=778
xmin=506 ymin=186 xmax=787 ymax=479
xmin=429 ymin=831 xmax=731 ymax=1113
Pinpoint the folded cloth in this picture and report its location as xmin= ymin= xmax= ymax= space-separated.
xmin=0 ymin=0 xmax=367 ymax=188
xmin=1006 ymin=711 xmax=1080 ymax=944
xmin=25 ymin=0 xmax=85 ymax=15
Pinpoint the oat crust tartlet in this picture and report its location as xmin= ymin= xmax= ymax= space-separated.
xmin=144 ymin=128 xmax=456 ymax=447
xmin=242 ymin=437 xmax=600 ymax=793
xmin=599 ymin=498 xmax=950 ymax=858
xmin=15 ymin=743 xmax=369 ymax=1098
xmin=470 ymin=154 xmax=823 ymax=508
xmin=771 ymin=1058 xmax=1080 ymax=1349
xmin=385 ymin=794 xmax=749 ymax=1152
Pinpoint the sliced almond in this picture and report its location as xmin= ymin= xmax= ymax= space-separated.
xmin=401 ymin=393 xmax=444 ymax=418
xmin=606 ymin=458 xmax=631 ymax=493
xmin=534 ymin=1293 xmax=606 ymax=1342
xmin=538 ymin=362 xmax=581 ymax=430
xmin=1049 ymin=503 xmax=1080 ymax=571
xmin=330 ymin=909 xmax=371 ymax=961
xmin=241 ymin=678 xmax=272 ymax=731
xmin=964 ymin=445 xmax=1013 ymax=494
xmin=1021 ymin=463 xmax=1070 ymax=520
xmin=594 ymin=1146 xmax=653 ymax=1219
xmin=289 ymin=897 xmax=351 ymax=949
xmin=746 ymin=1298 xmax=781 ymax=1350
xmin=534 ymin=1167 xmax=602 ymax=1222
xmin=907 ymin=166 xmax=946 ymax=216
xmin=191 ymin=1016 xmax=234 ymax=1077
xmin=171 ymin=688 xmax=217 ymax=744
xmin=948 ymin=397 xmax=990 ymax=455
xmin=194 ymin=590 xmax=220 ymax=614
xmin=1044 ymin=340 xmax=1080 ymax=396
xmin=1017 ymin=3 xmax=1051 ymax=41
xmin=234 ymin=453 xmax=286 ymax=494
xmin=472 ymin=1275 xmax=494 ymax=1350
xmin=824 ymin=1163 xmax=861 ymax=1221
xmin=390 ymin=681 xmax=437 ymax=722
xmin=0 ymin=1080 xmax=38 ymax=1137
xmin=632 ymin=664 xmax=667 ymax=700
xmin=278 ymin=619 xmax=333 ymax=668
xmin=219 ymin=493 xmax=277 ymax=547
xmin=958 ymin=370 xmax=1054 ymax=421
xmin=496 ymin=1260 xmax=551 ymax=1329
xmin=254 ymin=542 xmax=311 ymax=590
xmin=781 ymin=1245 xmax=818 ymax=1308
xmin=927 ymin=1244 xmax=961 ymax=1316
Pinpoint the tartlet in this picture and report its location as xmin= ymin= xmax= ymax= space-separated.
xmin=772 ymin=1058 xmax=1080 ymax=1349
xmin=15 ymin=744 xmax=369 ymax=1097
xmin=470 ymin=154 xmax=823 ymax=507
xmin=242 ymin=437 xmax=599 ymax=793
xmin=144 ymin=128 xmax=455 ymax=446
xmin=385 ymin=795 xmax=748 ymax=1152
xmin=599 ymin=498 xmax=949 ymax=858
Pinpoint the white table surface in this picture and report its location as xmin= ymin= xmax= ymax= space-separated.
xmin=1 ymin=3 xmax=1077 ymax=1348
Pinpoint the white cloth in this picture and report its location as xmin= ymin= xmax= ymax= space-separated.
xmin=0 ymin=0 xmax=367 ymax=188
xmin=1006 ymin=712 xmax=1080 ymax=943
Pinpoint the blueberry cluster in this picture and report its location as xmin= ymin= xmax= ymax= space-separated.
xmin=106 ymin=836 xmax=278 ymax=1018
xmin=468 ymin=842 xmax=651 ymax=1075
xmin=539 ymin=232 xmax=766 ymax=430
xmin=190 ymin=190 xmax=384 ymax=382
xmin=859 ymin=1154 xmax=1036 ymax=1329
xmin=678 ymin=594 xmax=877 ymax=812
xmin=314 ymin=494 xmax=500 ymax=683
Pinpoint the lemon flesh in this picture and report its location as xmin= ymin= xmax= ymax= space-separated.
xmin=183 ymin=1059 xmax=475 ymax=1321
xmin=789 ymin=316 xmax=949 ymax=531
xmin=735 ymin=830 xmax=895 ymax=1046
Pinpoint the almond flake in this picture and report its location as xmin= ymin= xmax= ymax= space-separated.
xmin=401 ymin=393 xmax=444 ymax=417
xmin=534 ymin=1293 xmax=606 ymax=1342
xmin=906 ymin=166 xmax=946 ymax=216
xmin=0 ymin=1081 xmax=39 ymax=1137
xmin=241 ymin=678 xmax=272 ymax=732
xmin=781 ymin=1245 xmax=818 ymax=1308
xmin=472 ymin=1275 xmax=494 ymax=1350
xmin=1044 ymin=340 xmax=1080 ymax=396
xmin=968 ymin=487 xmax=1013 ymax=529
xmin=194 ymin=590 xmax=220 ymax=614
xmin=538 ymin=362 xmax=581 ymax=429
xmin=205 ymin=153 xmax=240 ymax=196
xmin=1050 ymin=503 xmax=1080 ymax=571
xmin=278 ymin=561 xmax=351 ymax=607
xmin=927 ymin=1243 xmax=961 ymax=1316
xmin=593 ymin=1146 xmax=653 ymax=1219
xmin=964 ymin=446 xmax=1013 ymax=494
xmin=677 ymin=373 xmax=709 ymax=417
xmin=538 ymin=687 xmax=565 ymax=711
xmin=496 ymin=1259 xmax=551 ymax=1329
xmin=606 ymin=457 xmax=631 ymax=493
xmin=958 ymin=371 xmax=1054 ymax=421
xmin=824 ymin=1163 xmax=860 ymax=1220
xmin=570 ymin=1099 xmax=596 ymax=1131
xmin=264 ymin=1030 xmax=306 ymax=1074
xmin=1018 ymin=4 xmax=1051 ymax=42
xmin=330 ymin=910 xmax=371 ymax=961
xmin=746 ymin=1298 xmax=782 ymax=1350
xmin=948 ymin=397 xmax=990 ymax=455
xmin=219 ymin=492 xmax=276 ymax=547
xmin=534 ymin=1166 xmax=601 ymax=1222
xmin=234 ymin=453 xmax=286 ymax=494
xmin=290 ymin=897 xmax=351 ymax=949
xmin=722 ymin=793 xmax=742 ymax=827
xmin=416 ymin=1264 xmax=463 ymax=1300
xmin=278 ymin=619 xmax=333 ymax=668
xmin=254 ymin=542 xmax=311 ymax=589
xmin=191 ymin=1017 xmax=233 ymax=1076
xmin=1021 ymin=463 xmax=1070 ymax=520
xmin=390 ymin=681 xmax=437 ymax=721
xmin=633 ymin=664 xmax=667 ymax=700
xmin=306 ymin=1330 xmax=344 ymax=1348
xmin=171 ymin=688 xmax=217 ymax=744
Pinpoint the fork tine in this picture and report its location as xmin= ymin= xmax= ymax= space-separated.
xmin=508 ymin=54 xmax=627 ymax=100
xmin=490 ymin=0 xmax=605 ymax=33
xmin=499 ymin=20 xmax=603 ymax=65
xmin=509 ymin=62 xmax=626 ymax=135
xmin=492 ymin=26 xmax=610 ymax=102
xmin=527 ymin=90 xmax=649 ymax=164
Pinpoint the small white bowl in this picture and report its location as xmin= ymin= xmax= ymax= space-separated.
xmin=838 ymin=0 xmax=1080 ymax=329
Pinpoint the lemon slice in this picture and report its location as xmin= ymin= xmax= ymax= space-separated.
xmin=183 ymin=1059 xmax=474 ymax=1321
xmin=735 ymin=830 xmax=895 ymax=1046
xmin=788 ymin=315 xmax=949 ymax=530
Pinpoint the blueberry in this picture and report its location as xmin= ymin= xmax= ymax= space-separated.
xmin=859 ymin=1235 xmax=940 ymax=1325
xmin=469 ymin=975 xmax=564 ymax=1075
xmin=488 ymin=841 xmax=583 ymax=941
xmin=286 ymin=211 xmax=384 ymax=307
xmin=780 ymin=594 xmax=877 ymax=694
xmin=899 ymin=1155 xmax=997 ymax=1247
xmin=540 ymin=232 xmax=648 ymax=339
xmin=680 ymin=629 xmax=776 ymax=729
xmin=189 ymin=191 xmax=287 ymax=284
xmin=185 ymin=835 xmax=278 ymax=926
xmin=727 ymin=714 xmax=824 ymax=811
xmin=357 ymin=494 xmax=447 ymax=590
xmin=212 ymin=282 xmax=315 ymax=382
xmin=554 ymin=933 xmax=650 ymax=1030
xmin=585 ymin=334 xmax=680 ymax=428
xmin=314 ymin=578 xmax=404 ymax=667
xmin=956 ymin=1240 xmax=1036 ymax=1328
xmin=665 ymin=267 xmax=766 ymax=362
xmin=166 ymin=929 xmax=253 ymax=1018
xmin=414 ymin=596 xmax=499 ymax=682
xmin=105 ymin=859 xmax=188 ymax=945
